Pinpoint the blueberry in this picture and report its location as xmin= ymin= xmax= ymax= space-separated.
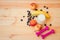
xmin=35 ymin=16 xmax=37 ymax=17
xmin=23 ymin=16 xmax=25 ymax=18
xmin=46 ymin=11 xmax=48 ymax=13
xmin=43 ymin=6 xmax=46 ymax=8
xmin=46 ymin=7 xmax=48 ymax=9
xmin=21 ymin=19 xmax=23 ymax=21
xmin=27 ymin=10 xmax=30 ymax=12
xmin=32 ymin=16 xmax=35 ymax=19
xmin=44 ymin=24 xmax=46 ymax=26
xmin=40 ymin=9 xmax=43 ymax=11
xmin=35 ymin=9 xmax=38 ymax=11
xmin=27 ymin=17 xmax=31 ymax=23
xmin=49 ymin=24 xmax=52 ymax=26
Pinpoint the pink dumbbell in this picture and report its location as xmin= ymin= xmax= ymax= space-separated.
xmin=36 ymin=26 xmax=49 ymax=37
xmin=41 ymin=29 xmax=55 ymax=39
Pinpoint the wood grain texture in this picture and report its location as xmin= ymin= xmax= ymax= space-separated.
xmin=0 ymin=0 xmax=60 ymax=40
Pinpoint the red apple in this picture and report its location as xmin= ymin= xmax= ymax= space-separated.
xmin=29 ymin=19 xmax=37 ymax=26
xmin=30 ymin=3 xmax=37 ymax=10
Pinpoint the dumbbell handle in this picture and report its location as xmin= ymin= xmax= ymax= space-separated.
xmin=36 ymin=26 xmax=49 ymax=36
xmin=41 ymin=29 xmax=55 ymax=39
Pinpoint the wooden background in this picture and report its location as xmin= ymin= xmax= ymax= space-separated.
xmin=0 ymin=0 xmax=60 ymax=40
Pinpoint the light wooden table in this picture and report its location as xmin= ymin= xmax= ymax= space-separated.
xmin=0 ymin=0 xmax=60 ymax=40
